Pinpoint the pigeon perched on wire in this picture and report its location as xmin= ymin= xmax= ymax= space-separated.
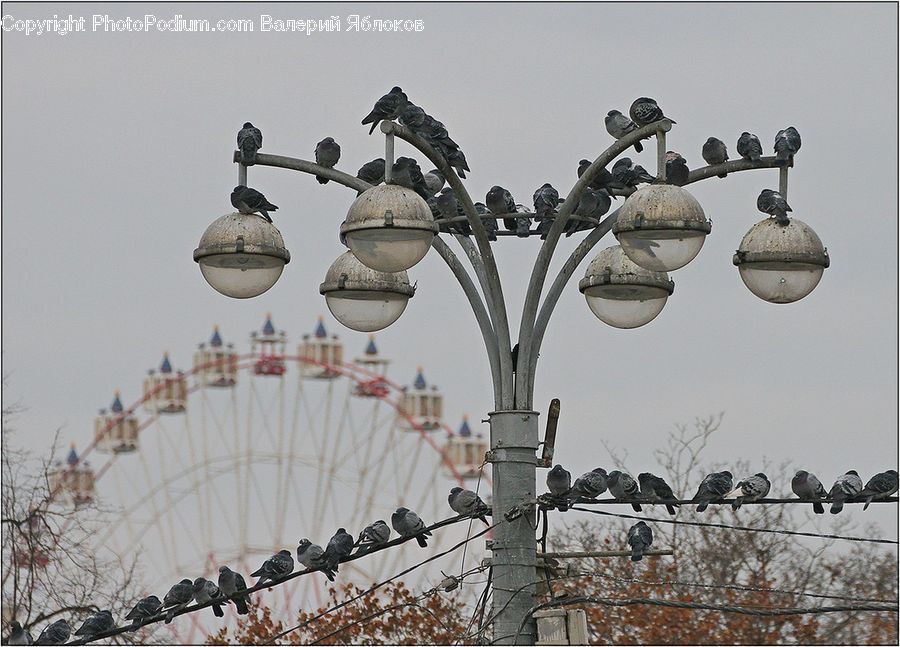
xmin=791 ymin=470 xmax=827 ymax=514
xmin=730 ymin=473 xmax=771 ymax=510
xmin=356 ymin=158 xmax=386 ymax=187
xmin=392 ymin=507 xmax=432 ymax=547
xmin=34 ymin=619 xmax=70 ymax=645
xmin=607 ymin=470 xmax=642 ymax=512
xmin=612 ymin=157 xmax=655 ymax=189
xmin=7 ymin=622 xmax=32 ymax=645
xmin=217 ymin=566 xmax=250 ymax=615
xmin=448 ymin=486 xmax=490 ymax=524
xmin=390 ymin=157 xmax=432 ymax=201
xmin=163 ymin=578 xmax=194 ymax=623
xmin=702 ymin=137 xmax=729 ymax=178
xmin=124 ymin=595 xmax=162 ymax=628
xmin=693 ymin=470 xmax=733 ymax=512
xmin=533 ymin=183 xmax=560 ymax=220
xmin=774 ymin=126 xmax=801 ymax=166
xmin=605 ymin=110 xmax=643 ymax=152
xmin=665 ymin=151 xmax=690 ymax=187
xmin=358 ymin=520 xmax=392 ymax=549
xmin=314 ymin=137 xmax=341 ymax=184
xmin=319 ymin=528 xmax=355 ymax=582
xmin=474 ymin=202 xmax=498 ymax=241
xmin=547 ymin=464 xmax=572 ymax=498
xmin=361 ymin=86 xmax=409 ymax=134
xmin=627 ymin=521 xmax=653 ymax=561
xmin=193 ymin=577 xmax=225 ymax=618
xmin=858 ymin=470 xmax=899 ymax=510
xmin=629 ymin=97 xmax=675 ymax=126
xmin=736 ymin=132 xmax=763 ymax=161
xmin=231 ymin=185 xmax=278 ymax=223
xmin=74 ymin=611 xmax=115 ymax=638
xmin=829 ymin=470 xmax=864 ymax=514
xmin=296 ymin=538 xmax=325 ymax=570
xmin=570 ymin=468 xmax=608 ymax=500
xmin=638 ymin=472 xmax=679 ymax=515
xmin=424 ymin=169 xmax=445 ymax=196
xmin=237 ymin=122 xmax=263 ymax=165
xmin=251 ymin=549 xmax=294 ymax=585
xmin=757 ymin=189 xmax=791 ymax=225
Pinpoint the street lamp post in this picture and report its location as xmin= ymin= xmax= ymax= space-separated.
xmin=195 ymin=105 xmax=828 ymax=644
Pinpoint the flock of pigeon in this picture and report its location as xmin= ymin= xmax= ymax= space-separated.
xmin=4 ymin=488 xmax=489 ymax=645
xmin=543 ymin=465 xmax=898 ymax=562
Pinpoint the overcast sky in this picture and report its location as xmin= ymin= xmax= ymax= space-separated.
xmin=2 ymin=1 xmax=897 ymax=601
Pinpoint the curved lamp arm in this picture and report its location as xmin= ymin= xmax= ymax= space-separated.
xmin=455 ymin=236 xmax=498 ymax=316
xmin=233 ymin=151 xmax=372 ymax=194
xmin=684 ymin=156 xmax=788 ymax=185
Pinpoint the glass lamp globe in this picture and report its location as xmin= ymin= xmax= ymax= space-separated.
xmin=578 ymin=245 xmax=675 ymax=329
xmin=193 ymin=213 xmax=290 ymax=299
xmin=341 ymin=184 xmax=437 ymax=273
xmin=613 ymin=184 xmax=711 ymax=272
xmin=320 ymin=251 xmax=415 ymax=332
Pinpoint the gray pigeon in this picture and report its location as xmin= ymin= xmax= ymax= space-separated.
xmin=193 ymin=577 xmax=224 ymax=618
xmin=486 ymin=185 xmax=517 ymax=231
xmin=390 ymin=157 xmax=432 ymax=201
xmin=578 ymin=159 xmax=627 ymax=194
xmin=217 ymin=566 xmax=249 ymax=615
xmin=547 ymin=464 xmax=572 ymax=498
xmin=536 ymin=217 xmax=555 ymax=241
xmin=7 ymin=622 xmax=32 ymax=645
xmin=859 ymin=470 xmax=899 ymax=510
xmin=791 ymin=470 xmax=827 ymax=514
xmin=34 ymin=620 xmax=69 ymax=645
xmin=391 ymin=507 xmax=431 ymax=548
xmin=398 ymin=104 xmax=427 ymax=130
xmin=702 ymin=137 xmax=729 ymax=178
xmin=448 ymin=486 xmax=490 ymax=524
xmin=74 ymin=610 xmax=115 ymax=638
xmin=423 ymin=169 xmax=445 ymax=196
xmin=774 ymin=126 xmax=801 ymax=166
xmin=314 ymin=137 xmax=341 ymax=184
xmin=736 ymin=132 xmax=763 ymax=161
xmin=361 ymin=86 xmax=409 ymax=134
xmin=730 ymin=473 xmax=771 ymax=510
xmin=693 ymin=470 xmax=733 ymax=512
xmin=514 ymin=204 xmax=533 ymax=237
xmin=607 ymin=470 xmax=642 ymax=512
xmin=356 ymin=158 xmax=385 ymax=186
xmin=125 ymin=595 xmax=162 ymax=627
xmin=568 ymin=188 xmax=612 ymax=236
xmin=627 ymin=521 xmax=653 ymax=561
xmin=359 ymin=519 xmax=392 ymax=546
xmin=629 ymin=97 xmax=675 ymax=126
xmin=237 ymin=122 xmax=263 ymax=165
xmin=163 ymin=578 xmax=194 ymax=623
xmin=638 ymin=472 xmax=679 ymax=515
xmin=605 ymin=110 xmax=644 ymax=153
xmin=231 ymin=185 xmax=278 ymax=223
xmin=570 ymin=468 xmax=608 ymax=500
xmin=665 ymin=151 xmax=690 ymax=186
xmin=446 ymin=148 xmax=471 ymax=179
xmin=475 ymin=202 xmax=498 ymax=241
xmin=296 ymin=538 xmax=325 ymax=570
xmin=319 ymin=528 xmax=354 ymax=582
xmin=757 ymin=189 xmax=792 ymax=225
xmin=830 ymin=470 xmax=864 ymax=514
xmin=250 ymin=549 xmax=294 ymax=585
xmin=533 ymin=183 xmax=559 ymax=220
xmin=612 ymin=157 xmax=655 ymax=188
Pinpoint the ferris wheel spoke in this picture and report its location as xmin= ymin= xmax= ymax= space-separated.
xmin=184 ymin=408 xmax=216 ymax=560
xmin=281 ymin=374 xmax=311 ymax=540
xmin=136 ymin=449 xmax=179 ymax=571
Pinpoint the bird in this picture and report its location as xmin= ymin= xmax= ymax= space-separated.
xmin=192 ymin=577 xmax=225 ymax=618
xmin=547 ymin=464 xmax=572 ymax=498
xmin=830 ymin=470 xmax=864 ymax=514
xmin=486 ymin=185 xmax=528 ymax=236
xmin=361 ymin=86 xmax=409 ymax=134
xmin=434 ymin=187 xmax=469 ymax=235
xmin=578 ymin=159 xmax=627 ymax=194
xmin=736 ymin=132 xmax=763 ymax=161
xmin=314 ymin=137 xmax=341 ymax=184
xmin=607 ymin=470 xmax=642 ymax=512
xmin=74 ymin=611 xmax=115 ymax=638
xmin=513 ymin=204 xmax=533 ymax=237
xmin=757 ymin=189 xmax=791 ymax=225
xmin=237 ymin=122 xmax=263 ymax=165
xmin=391 ymin=507 xmax=432 ymax=548
xmin=358 ymin=520 xmax=392 ymax=547
xmin=423 ymin=169 xmax=445 ymax=196
xmin=250 ymin=549 xmax=294 ymax=585
xmin=446 ymin=148 xmax=471 ymax=179
xmin=390 ymin=157 xmax=432 ymax=201
xmin=570 ymin=468 xmax=608 ymax=500
xmin=448 ymin=486 xmax=490 ymax=524
xmin=296 ymin=538 xmax=326 ymax=570
xmin=475 ymin=202 xmax=498 ymax=241
xmin=605 ymin=110 xmax=643 ymax=152
xmin=125 ymin=595 xmax=162 ymax=627
xmin=568 ymin=188 xmax=612 ymax=236
xmin=318 ymin=528 xmax=355 ymax=582
xmin=730 ymin=473 xmax=771 ymax=510
xmin=398 ymin=103 xmax=427 ymax=130
xmin=774 ymin=126 xmax=801 ymax=166
xmin=791 ymin=470 xmax=827 ymax=514
xmin=638 ymin=472 xmax=679 ymax=515
xmin=627 ymin=521 xmax=653 ymax=561
xmin=702 ymin=137 xmax=729 ymax=178
xmin=858 ymin=470 xmax=899 ymax=510
xmin=665 ymin=151 xmax=690 ymax=186
xmin=217 ymin=566 xmax=250 ymax=615
xmin=34 ymin=620 xmax=70 ymax=645
xmin=612 ymin=157 xmax=655 ymax=189
xmin=231 ymin=185 xmax=278 ymax=223
xmin=693 ymin=470 xmax=733 ymax=512
xmin=533 ymin=183 xmax=559 ymax=220
xmin=162 ymin=578 xmax=194 ymax=623
xmin=7 ymin=621 xmax=32 ymax=645
xmin=629 ymin=97 xmax=675 ymax=126
xmin=356 ymin=158 xmax=385 ymax=186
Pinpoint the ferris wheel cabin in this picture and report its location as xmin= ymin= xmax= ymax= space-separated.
xmin=353 ymin=336 xmax=391 ymax=398
xmin=193 ymin=326 xmax=238 ymax=387
xmin=398 ymin=368 xmax=443 ymax=431
xmin=443 ymin=416 xmax=488 ymax=479
xmin=251 ymin=313 xmax=287 ymax=376
xmin=298 ymin=317 xmax=343 ymax=379
xmin=48 ymin=445 xmax=95 ymax=508
xmin=143 ymin=353 xmax=188 ymax=414
xmin=95 ymin=390 xmax=140 ymax=453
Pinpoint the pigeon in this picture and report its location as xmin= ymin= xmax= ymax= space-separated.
xmin=736 ymin=132 xmax=763 ymax=162
xmin=536 ymin=216 xmax=556 ymax=240
xmin=314 ymin=137 xmax=341 ymax=184
xmin=124 ymin=595 xmax=162 ymax=627
xmin=356 ymin=158 xmax=386 ymax=186
xmin=446 ymin=148 xmax=471 ymax=179
xmin=774 ymin=126 xmax=801 ymax=166
xmin=547 ymin=464 xmax=572 ymax=498
xmin=358 ymin=520 xmax=392 ymax=547
xmin=858 ymin=470 xmax=899 ymax=510
xmin=423 ymin=169 xmax=445 ymax=196
xmin=486 ymin=186 xmax=529 ymax=236
xmin=568 ymin=188 xmax=612 ymax=236
xmin=730 ymin=473 xmax=771 ymax=510
xmin=533 ymin=183 xmax=559 ymax=220
xmin=296 ymin=538 xmax=326 ymax=570
xmin=578 ymin=159 xmax=626 ymax=194
xmin=702 ymin=137 xmax=729 ymax=178
xmin=317 ymin=528 xmax=354 ymax=582
xmin=361 ymin=86 xmax=409 ymax=134
xmin=513 ymin=204 xmax=533 ymax=237
xmin=475 ymin=202 xmax=498 ymax=241
xmin=570 ymin=468 xmax=608 ymax=500
xmin=434 ymin=188 xmax=471 ymax=236
xmin=163 ymin=578 xmax=194 ymax=623
xmin=693 ymin=471 xmax=733 ymax=512
xmin=250 ymin=549 xmax=294 ymax=586
xmin=448 ymin=486 xmax=490 ymax=524
xmin=757 ymin=189 xmax=792 ymax=225
xmin=607 ymin=470 xmax=642 ymax=512
xmin=193 ymin=577 xmax=225 ymax=618
xmin=629 ymin=97 xmax=675 ymax=126
xmin=390 ymin=157 xmax=432 ymax=201
xmin=237 ymin=122 xmax=263 ymax=166
xmin=791 ymin=470 xmax=827 ymax=514
xmin=7 ymin=621 xmax=32 ymax=645
xmin=627 ymin=521 xmax=653 ymax=562
xmin=398 ymin=103 xmax=427 ymax=130
xmin=391 ymin=507 xmax=431 ymax=548
xmin=74 ymin=611 xmax=115 ymax=638
xmin=829 ymin=470 xmax=864 ymax=514
xmin=34 ymin=620 xmax=70 ymax=645
xmin=638 ymin=472 xmax=679 ymax=515
xmin=605 ymin=110 xmax=643 ymax=152
xmin=612 ymin=157 xmax=655 ymax=189
xmin=664 ymin=151 xmax=690 ymax=186
xmin=217 ymin=566 xmax=250 ymax=615
xmin=231 ymin=185 xmax=278 ymax=223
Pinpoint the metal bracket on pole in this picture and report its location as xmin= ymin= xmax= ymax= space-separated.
xmin=538 ymin=398 xmax=560 ymax=468
xmin=656 ymin=129 xmax=667 ymax=182
xmin=779 ymin=165 xmax=789 ymax=201
xmin=238 ymin=162 xmax=247 ymax=187
xmin=384 ymin=132 xmax=395 ymax=184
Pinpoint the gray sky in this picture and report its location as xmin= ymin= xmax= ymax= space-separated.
xmin=2 ymin=0 xmax=897 ymax=602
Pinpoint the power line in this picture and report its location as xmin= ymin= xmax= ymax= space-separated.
xmin=555 ymin=495 xmax=899 ymax=507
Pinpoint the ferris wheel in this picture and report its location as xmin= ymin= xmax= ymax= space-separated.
xmin=48 ymin=314 xmax=491 ymax=641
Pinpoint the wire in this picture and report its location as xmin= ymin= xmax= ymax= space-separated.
xmin=559 ymin=495 xmax=899 ymax=507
